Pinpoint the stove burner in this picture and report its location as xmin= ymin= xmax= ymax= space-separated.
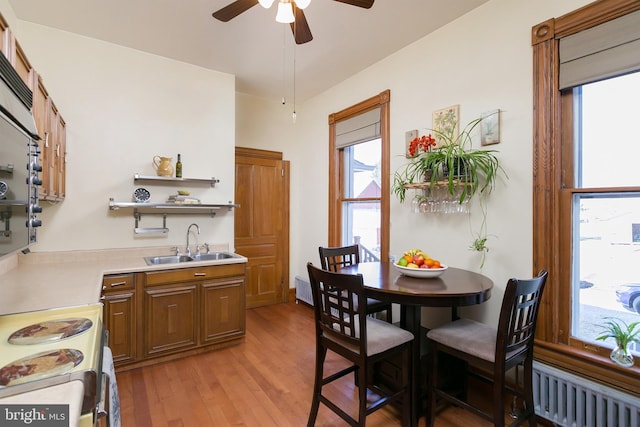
xmin=7 ymin=318 xmax=93 ymax=345
xmin=0 ymin=348 xmax=84 ymax=386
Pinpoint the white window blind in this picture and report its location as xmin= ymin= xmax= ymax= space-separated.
xmin=335 ymin=107 xmax=381 ymax=148
xmin=559 ymin=10 xmax=640 ymax=89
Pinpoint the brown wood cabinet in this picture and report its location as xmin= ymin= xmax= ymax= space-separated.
xmin=0 ymin=11 xmax=67 ymax=202
xmin=144 ymin=283 xmax=197 ymax=357
xmin=32 ymin=74 xmax=66 ymax=201
xmin=102 ymin=263 xmax=246 ymax=369
xmin=102 ymin=274 xmax=136 ymax=364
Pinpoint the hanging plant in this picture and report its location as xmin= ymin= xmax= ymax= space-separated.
xmin=392 ymin=115 xmax=505 ymax=204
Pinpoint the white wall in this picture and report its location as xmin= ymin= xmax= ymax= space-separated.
xmin=1 ymin=3 xmax=237 ymax=253
xmin=237 ymin=0 xmax=593 ymax=328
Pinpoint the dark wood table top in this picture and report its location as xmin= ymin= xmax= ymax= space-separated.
xmin=340 ymin=261 xmax=493 ymax=307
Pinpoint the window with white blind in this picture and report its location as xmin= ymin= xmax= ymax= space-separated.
xmin=328 ymin=91 xmax=390 ymax=260
xmin=532 ymin=0 xmax=640 ymax=394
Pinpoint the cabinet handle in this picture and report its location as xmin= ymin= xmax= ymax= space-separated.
xmin=102 ymin=285 xmax=107 ymax=291
xmin=44 ymin=132 xmax=49 ymax=148
xmin=194 ymin=272 xmax=207 ymax=277
xmin=99 ymin=295 xmax=106 ymax=301
xmin=108 ymin=281 xmax=127 ymax=287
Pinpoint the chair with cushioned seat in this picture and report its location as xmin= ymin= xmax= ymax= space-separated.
xmin=426 ymin=270 xmax=548 ymax=427
xmin=306 ymin=262 xmax=414 ymax=427
xmin=319 ymin=245 xmax=393 ymax=323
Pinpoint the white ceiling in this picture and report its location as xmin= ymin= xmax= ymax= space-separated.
xmin=9 ymin=0 xmax=489 ymax=103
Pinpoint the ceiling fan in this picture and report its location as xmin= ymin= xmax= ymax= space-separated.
xmin=212 ymin=0 xmax=375 ymax=45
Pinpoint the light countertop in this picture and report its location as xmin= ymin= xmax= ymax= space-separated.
xmin=0 ymin=245 xmax=247 ymax=315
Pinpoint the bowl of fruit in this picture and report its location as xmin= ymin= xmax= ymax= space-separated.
xmin=394 ymin=249 xmax=448 ymax=278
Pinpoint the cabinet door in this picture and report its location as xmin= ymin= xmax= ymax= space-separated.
xmin=104 ymin=291 xmax=136 ymax=364
xmin=31 ymin=75 xmax=51 ymax=200
xmin=144 ymin=284 xmax=197 ymax=357
xmin=12 ymin=39 xmax=33 ymax=87
xmin=201 ymin=278 xmax=245 ymax=345
xmin=54 ymin=112 xmax=66 ymax=199
xmin=46 ymin=101 xmax=60 ymax=199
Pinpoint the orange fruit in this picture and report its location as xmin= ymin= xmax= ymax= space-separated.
xmin=424 ymin=258 xmax=435 ymax=268
xmin=403 ymin=254 xmax=413 ymax=263
xmin=432 ymin=260 xmax=441 ymax=268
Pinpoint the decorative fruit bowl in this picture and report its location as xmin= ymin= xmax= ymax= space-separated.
xmin=393 ymin=263 xmax=448 ymax=278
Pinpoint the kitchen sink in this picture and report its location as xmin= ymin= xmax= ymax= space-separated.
xmin=192 ymin=252 xmax=236 ymax=261
xmin=144 ymin=255 xmax=194 ymax=265
xmin=144 ymin=252 xmax=240 ymax=266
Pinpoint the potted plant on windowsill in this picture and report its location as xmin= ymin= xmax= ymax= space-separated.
xmin=596 ymin=317 xmax=640 ymax=367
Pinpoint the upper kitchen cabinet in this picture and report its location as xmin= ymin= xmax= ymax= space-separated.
xmin=31 ymin=73 xmax=66 ymax=201
xmin=0 ymin=11 xmax=67 ymax=202
xmin=0 ymin=18 xmax=34 ymax=88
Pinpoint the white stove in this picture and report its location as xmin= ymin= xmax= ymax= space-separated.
xmin=0 ymin=303 xmax=109 ymax=426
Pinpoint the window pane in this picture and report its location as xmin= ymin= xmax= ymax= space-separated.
xmin=572 ymin=193 xmax=640 ymax=353
xmin=342 ymin=139 xmax=381 ymax=198
xmin=342 ymin=200 xmax=380 ymax=260
xmin=341 ymin=137 xmax=381 ymax=260
xmin=578 ymin=71 xmax=640 ymax=188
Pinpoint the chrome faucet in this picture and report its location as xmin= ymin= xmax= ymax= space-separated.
xmin=186 ymin=223 xmax=200 ymax=256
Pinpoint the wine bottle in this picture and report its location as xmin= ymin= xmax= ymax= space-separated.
xmin=175 ymin=154 xmax=183 ymax=178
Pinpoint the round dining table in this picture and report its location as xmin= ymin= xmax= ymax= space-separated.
xmin=339 ymin=261 xmax=494 ymax=426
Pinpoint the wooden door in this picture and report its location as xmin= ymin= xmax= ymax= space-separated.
xmin=235 ymin=147 xmax=290 ymax=308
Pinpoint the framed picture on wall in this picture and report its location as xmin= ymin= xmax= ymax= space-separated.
xmin=481 ymin=109 xmax=500 ymax=146
xmin=432 ymin=105 xmax=460 ymax=147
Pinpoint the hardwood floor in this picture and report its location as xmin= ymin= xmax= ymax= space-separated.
xmin=116 ymin=300 xmax=501 ymax=426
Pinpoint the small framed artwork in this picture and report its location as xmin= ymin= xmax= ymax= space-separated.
xmin=481 ymin=109 xmax=500 ymax=146
xmin=405 ymin=129 xmax=418 ymax=158
xmin=432 ymin=105 xmax=460 ymax=147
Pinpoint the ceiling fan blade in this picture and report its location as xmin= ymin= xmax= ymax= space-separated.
xmin=290 ymin=4 xmax=313 ymax=45
xmin=332 ymin=0 xmax=374 ymax=9
xmin=212 ymin=0 xmax=259 ymax=22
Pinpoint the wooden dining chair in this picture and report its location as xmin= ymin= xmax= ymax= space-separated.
xmin=319 ymin=245 xmax=393 ymax=323
xmin=426 ymin=270 xmax=548 ymax=427
xmin=306 ymin=262 xmax=414 ymax=427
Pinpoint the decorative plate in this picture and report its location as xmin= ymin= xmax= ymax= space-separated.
xmin=133 ymin=187 xmax=151 ymax=203
xmin=0 ymin=349 xmax=84 ymax=386
xmin=393 ymin=263 xmax=448 ymax=278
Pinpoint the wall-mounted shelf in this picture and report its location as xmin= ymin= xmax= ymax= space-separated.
xmin=109 ymin=174 xmax=233 ymax=234
xmin=109 ymin=199 xmax=239 ymax=212
xmin=108 ymin=199 xmax=239 ymax=233
xmin=134 ymin=173 xmax=220 ymax=187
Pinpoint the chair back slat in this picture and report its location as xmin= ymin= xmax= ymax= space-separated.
xmin=498 ymin=270 xmax=548 ymax=359
xmin=307 ymin=262 xmax=367 ymax=351
xmin=319 ymin=245 xmax=361 ymax=272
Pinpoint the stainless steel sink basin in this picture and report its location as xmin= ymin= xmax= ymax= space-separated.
xmin=192 ymin=252 xmax=236 ymax=261
xmin=144 ymin=252 xmax=240 ymax=266
xmin=144 ymin=255 xmax=194 ymax=265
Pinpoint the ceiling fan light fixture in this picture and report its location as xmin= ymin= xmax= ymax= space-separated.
xmin=275 ymin=1 xmax=295 ymax=23
xmin=295 ymin=0 xmax=311 ymax=9
xmin=258 ymin=0 xmax=275 ymax=8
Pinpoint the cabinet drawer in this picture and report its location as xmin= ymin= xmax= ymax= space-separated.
xmin=144 ymin=263 xmax=245 ymax=286
xmin=103 ymin=273 xmax=134 ymax=292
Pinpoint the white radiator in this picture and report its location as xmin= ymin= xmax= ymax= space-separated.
xmin=295 ymin=275 xmax=313 ymax=306
xmin=533 ymin=361 xmax=640 ymax=427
